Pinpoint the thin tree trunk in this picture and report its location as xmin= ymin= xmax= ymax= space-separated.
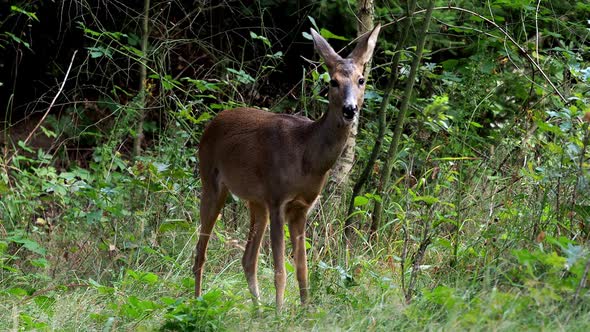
xmin=133 ymin=0 xmax=150 ymax=156
xmin=356 ymin=0 xmax=375 ymax=80
xmin=327 ymin=0 xmax=374 ymax=193
xmin=345 ymin=0 xmax=417 ymax=240
xmin=371 ymin=0 xmax=435 ymax=233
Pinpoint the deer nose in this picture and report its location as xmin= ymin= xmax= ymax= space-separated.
xmin=342 ymin=104 xmax=358 ymax=120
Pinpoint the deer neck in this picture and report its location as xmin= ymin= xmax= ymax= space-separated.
xmin=304 ymin=106 xmax=351 ymax=175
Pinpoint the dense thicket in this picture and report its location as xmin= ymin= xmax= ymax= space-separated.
xmin=1 ymin=1 xmax=590 ymax=330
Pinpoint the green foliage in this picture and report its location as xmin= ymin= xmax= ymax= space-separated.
xmin=161 ymin=291 xmax=233 ymax=332
xmin=1 ymin=0 xmax=590 ymax=330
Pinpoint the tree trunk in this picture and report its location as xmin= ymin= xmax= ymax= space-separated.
xmin=133 ymin=0 xmax=150 ymax=156
xmin=345 ymin=0 xmax=417 ymax=240
xmin=327 ymin=0 xmax=374 ymax=193
xmin=371 ymin=0 xmax=435 ymax=234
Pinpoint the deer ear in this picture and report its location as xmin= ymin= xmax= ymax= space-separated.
xmin=311 ymin=28 xmax=341 ymax=69
xmin=349 ymin=23 xmax=381 ymax=66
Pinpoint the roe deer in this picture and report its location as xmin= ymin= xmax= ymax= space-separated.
xmin=194 ymin=25 xmax=381 ymax=310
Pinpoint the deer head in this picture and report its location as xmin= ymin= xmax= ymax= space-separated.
xmin=311 ymin=24 xmax=381 ymax=123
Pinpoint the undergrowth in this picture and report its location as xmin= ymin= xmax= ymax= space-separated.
xmin=2 ymin=1 xmax=590 ymax=331
xmin=1 ymin=138 xmax=589 ymax=331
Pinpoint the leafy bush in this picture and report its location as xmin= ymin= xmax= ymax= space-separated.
xmin=160 ymin=290 xmax=233 ymax=332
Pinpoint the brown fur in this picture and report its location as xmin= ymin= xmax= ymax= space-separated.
xmin=194 ymin=24 xmax=381 ymax=310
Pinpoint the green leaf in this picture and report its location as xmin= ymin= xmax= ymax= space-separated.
xmin=413 ymin=195 xmax=439 ymax=205
xmin=34 ymin=295 xmax=56 ymax=310
xmin=121 ymin=45 xmax=143 ymax=57
xmin=354 ymin=196 xmax=370 ymax=207
xmin=86 ymin=210 xmax=103 ymax=224
xmin=320 ymin=28 xmax=347 ymax=41
xmin=441 ymin=59 xmax=459 ymax=70
xmin=8 ymin=287 xmax=29 ymax=297
xmin=158 ymin=74 xmax=177 ymax=91
xmin=183 ymin=78 xmax=221 ymax=92
xmin=195 ymin=112 xmax=212 ymax=124
xmin=77 ymin=21 xmax=101 ymax=37
xmin=87 ymin=46 xmax=112 ymax=59
xmin=30 ymin=258 xmax=49 ymax=268
xmin=5 ymin=32 xmax=30 ymax=49
xmin=285 ymin=261 xmax=295 ymax=273
xmin=160 ymin=297 xmax=178 ymax=306
xmin=19 ymin=313 xmax=48 ymax=329
xmin=424 ymin=286 xmax=459 ymax=309
xmin=17 ymin=141 xmax=35 ymax=153
xmin=249 ymin=31 xmax=271 ymax=47
xmin=127 ymin=33 xmax=141 ymax=46
xmin=227 ymin=68 xmax=255 ymax=84
xmin=127 ymin=269 xmax=159 ymax=284
xmin=7 ymin=234 xmax=46 ymax=255
xmin=139 ymin=272 xmax=159 ymax=284
xmin=536 ymin=120 xmax=563 ymax=136
xmin=435 ymin=237 xmax=452 ymax=249
xmin=88 ymin=278 xmax=115 ymax=295
xmin=159 ymin=219 xmax=191 ymax=233
xmin=267 ymin=51 xmax=283 ymax=59
xmin=364 ymin=193 xmax=382 ymax=203
xmin=40 ymin=125 xmax=57 ymax=138
xmin=11 ymin=5 xmax=39 ymax=22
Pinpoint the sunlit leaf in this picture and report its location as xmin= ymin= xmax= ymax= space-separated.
xmin=354 ymin=196 xmax=369 ymax=207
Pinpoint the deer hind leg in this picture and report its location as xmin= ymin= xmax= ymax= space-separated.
xmin=194 ymin=171 xmax=228 ymax=298
xmin=242 ymin=201 xmax=269 ymax=305
xmin=286 ymin=204 xmax=309 ymax=305
xmin=269 ymin=204 xmax=286 ymax=311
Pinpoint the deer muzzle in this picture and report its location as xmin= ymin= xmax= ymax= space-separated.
xmin=342 ymin=104 xmax=358 ymax=121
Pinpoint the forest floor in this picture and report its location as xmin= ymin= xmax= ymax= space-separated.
xmin=2 ymin=208 xmax=590 ymax=332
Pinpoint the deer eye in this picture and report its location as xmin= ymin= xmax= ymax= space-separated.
xmin=358 ymin=78 xmax=365 ymax=85
xmin=329 ymin=79 xmax=339 ymax=88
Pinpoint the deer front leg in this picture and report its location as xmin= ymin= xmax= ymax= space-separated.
xmin=287 ymin=205 xmax=309 ymax=305
xmin=269 ymin=206 xmax=286 ymax=311
xmin=242 ymin=201 xmax=269 ymax=305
